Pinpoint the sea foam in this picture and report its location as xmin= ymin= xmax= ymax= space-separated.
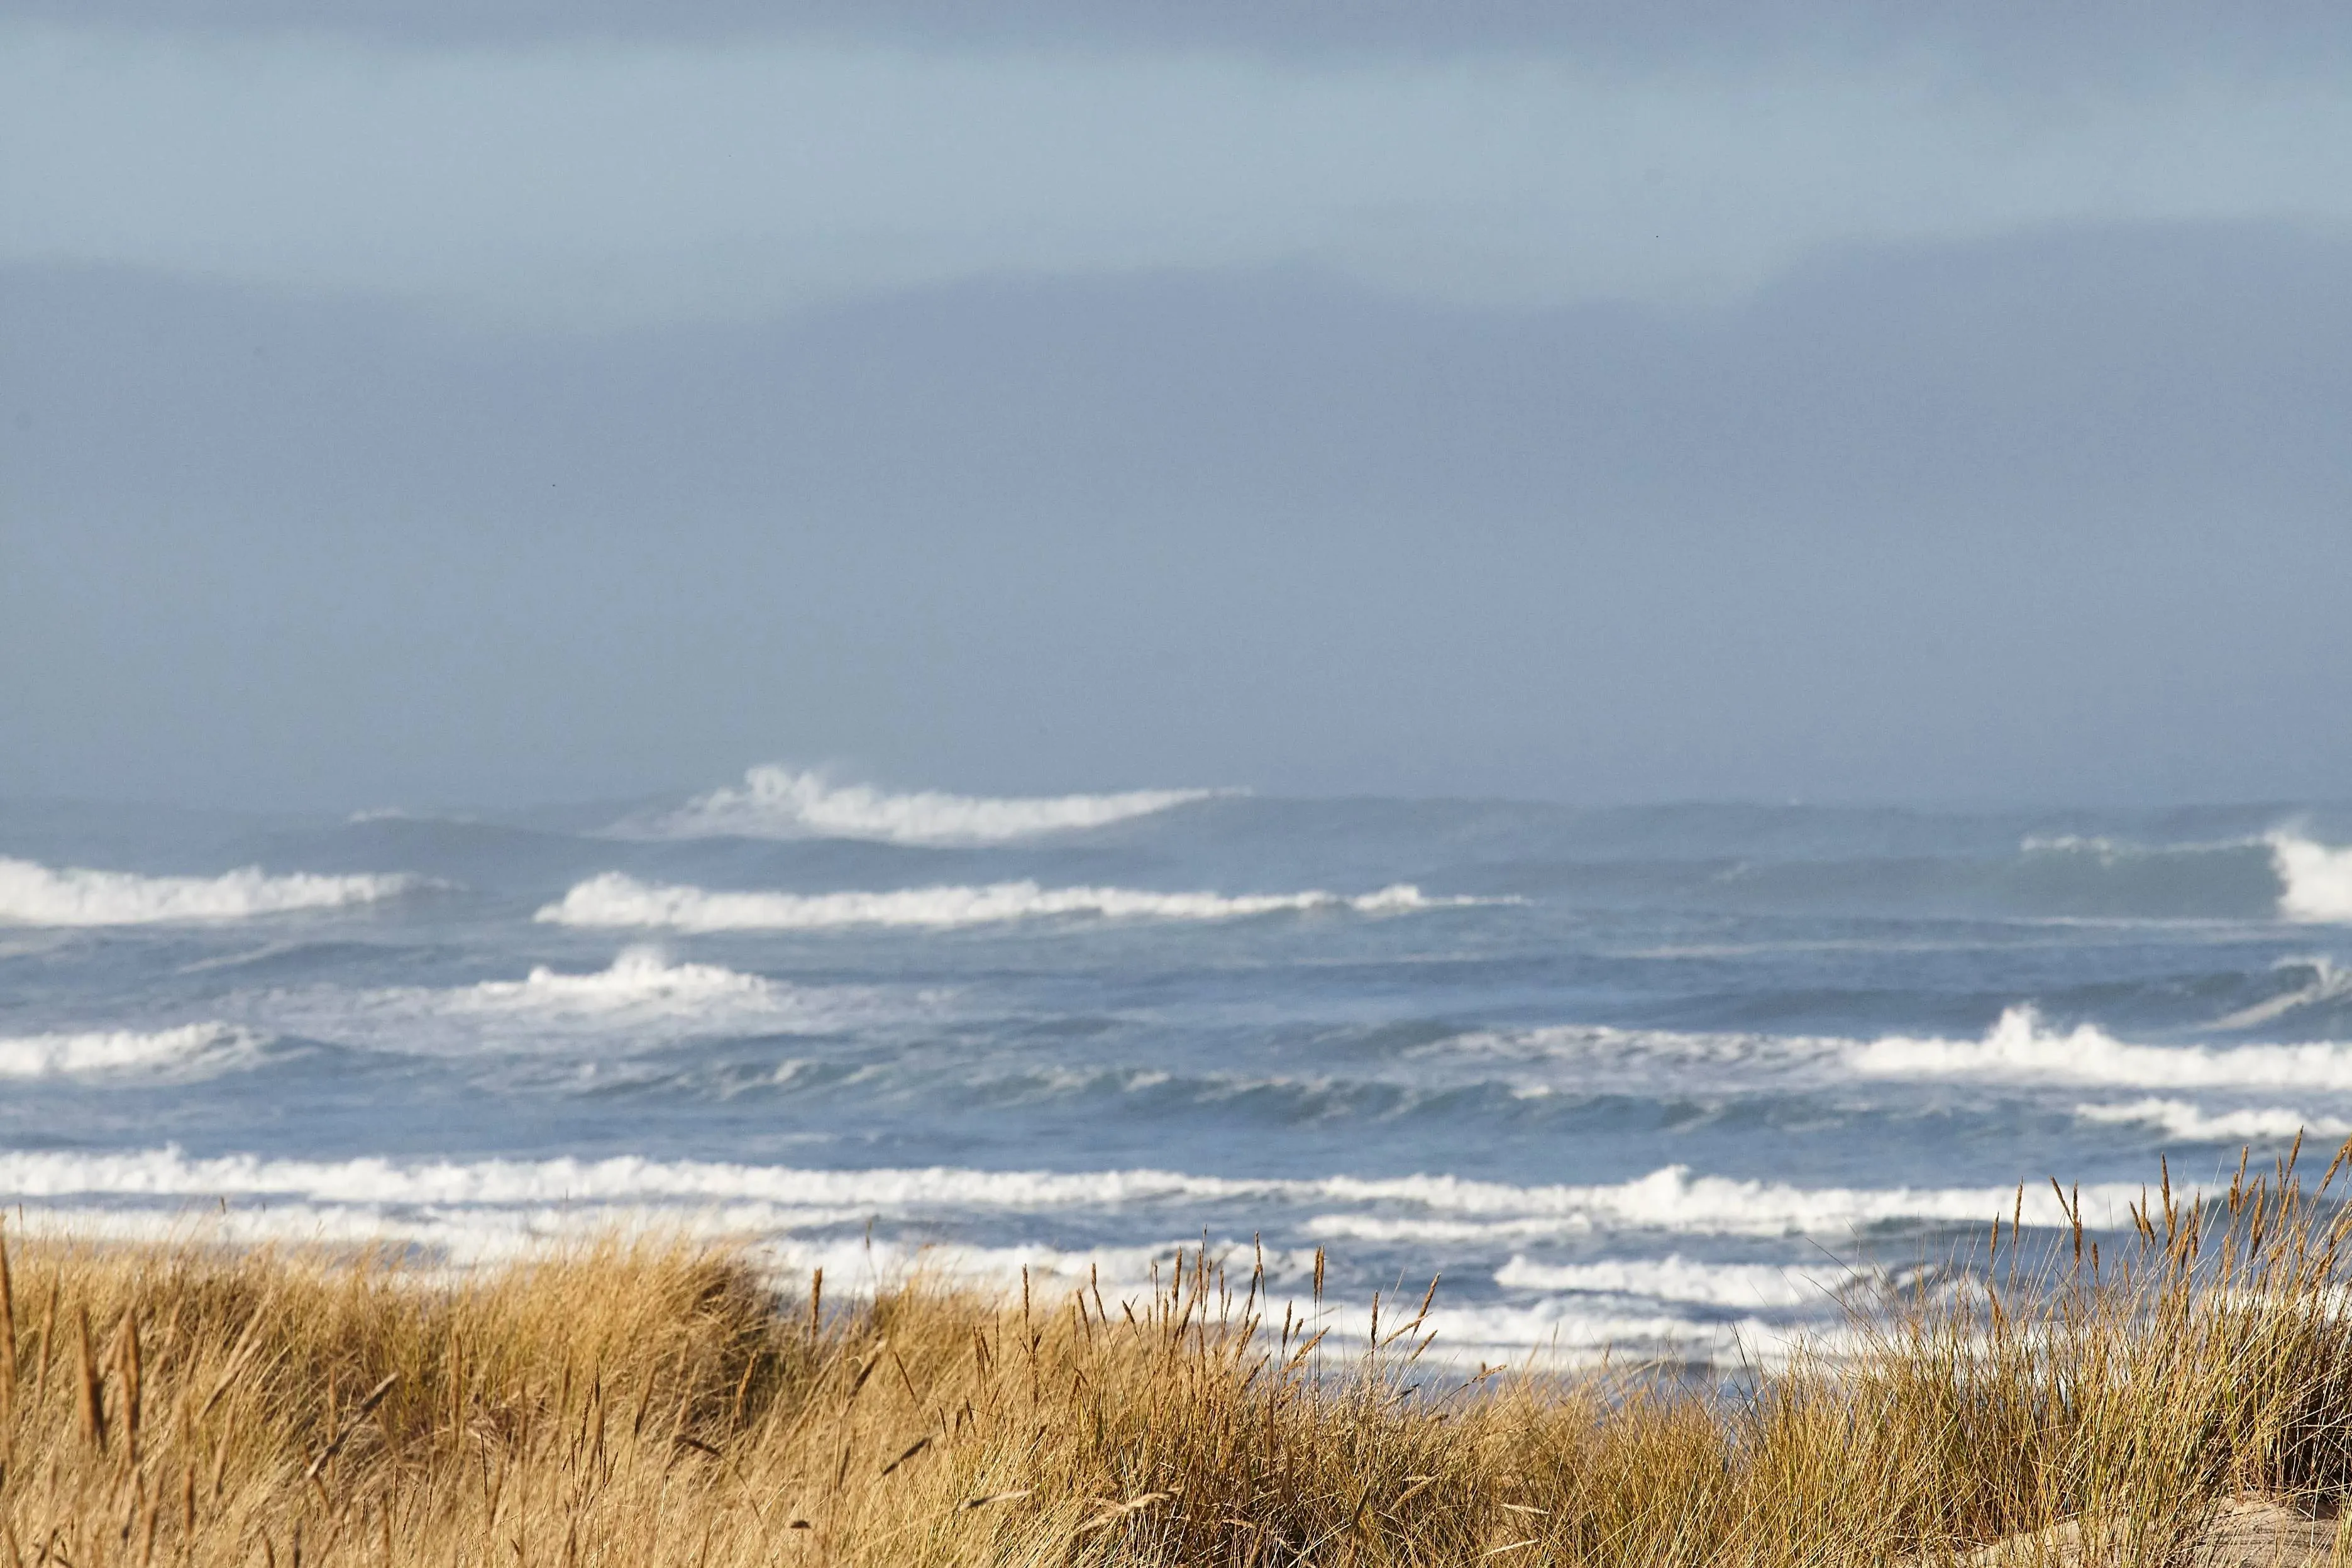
xmin=536 ymin=873 xmax=1449 ymax=932
xmin=2272 ymin=833 xmax=2352 ymax=922
xmin=614 ymin=765 xmax=1225 ymax=844
xmin=0 ymin=857 xmax=416 ymax=925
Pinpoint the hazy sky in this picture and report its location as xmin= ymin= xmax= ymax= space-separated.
xmin=6 ymin=4 xmax=2351 ymax=809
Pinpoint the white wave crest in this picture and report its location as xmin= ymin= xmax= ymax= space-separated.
xmin=2072 ymin=1098 xmax=2352 ymax=1143
xmin=1493 ymin=1254 xmax=1829 ymax=1308
xmin=1853 ymin=1005 xmax=2352 ymax=1091
xmin=0 ymin=857 xmax=416 ymax=926
xmin=616 ymin=766 xmax=1226 ymax=844
xmin=2272 ymin=833 xmax=2352 ymax=922
xmin=536 ymin=873 xmax=1454 ymax=932
xmin=0 ymin=1024 xmax=265 ymax=1081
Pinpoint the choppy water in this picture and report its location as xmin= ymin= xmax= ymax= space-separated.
xmin=6 ymin=769 xmax=2352 ymax=1369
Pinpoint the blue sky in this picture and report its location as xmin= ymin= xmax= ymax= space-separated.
xmin=5 ymin=6 xmax=2351 ymax=807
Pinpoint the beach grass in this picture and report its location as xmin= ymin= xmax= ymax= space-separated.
xmin=5 ymin=1147 xmax=2352 ymax=1564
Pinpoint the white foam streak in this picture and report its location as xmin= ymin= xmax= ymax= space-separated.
xmin=2273 ymin=834 xmax=2352 ymax=922
xmin=0 ymin=857 xmax=415 ymax=925
xmin=0 ymin=1024 xmax=263 ymax=1080
xmin=1854 ymin=1005 xmax=2352 ymax=1091
xmin=620 ymin=766 xmax=1224 ymax=844
xmin=2073 ymin=1098 xmax=2352 ymax=1143
xmin=537 ymin=873 xmax=1453 ymax=931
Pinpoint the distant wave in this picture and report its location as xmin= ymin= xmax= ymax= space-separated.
xmin=0 ymin=857 xmax=416 ymax=925
xmin=1853 ymin=1005 xmax=2352 ymax=1091
xmin=0 ymin=1024 xmax=265 ymax=1080
xmin=536 ymin=873 xmax=1459 ymax=932
xmin=2072 ymin=1098 xmax=2352 ymax=1143
xmin=2272 ymin=833 xmax=2352 ymax=922
xmin=611 ymin=765 xmax=1228 ymax=844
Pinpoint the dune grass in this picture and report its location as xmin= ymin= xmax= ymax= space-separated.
xmin=6 ymin=1147 xmax=2352 ymax=1564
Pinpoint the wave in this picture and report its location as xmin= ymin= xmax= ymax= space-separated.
xmin=2072 ymin=1098 xmax=2352 ymax=1143
xmin=0 ymin=1147 xmax=2143 ymax=1240
xmin=2206 ymin=958 xmax=2352 ymax=1032
xmin=0 ymin=857 xmax=417 ymax=925
xmin=1493 ymin=1255 xmax=1829 ymax=1308
xmin=236 ymin=947 xmax=877 ymax=1057
xmin=0 ymin=1198 xmax=1794 ymax=1366
xmin=536 ymin=873 xmax=1461 ymax=932
xmin=2272 ymin=833 xmax=2352 ymax=922
xmin=440 ymin=947 xmax=779 ymax=1015
xmin=0 ymin=1024 xmax=265 ymax=1080
xmin=612 ymin=766 xmax=1227 ymax=844
xmin=1853 ymin=1006 xmax=2352 ymax=1091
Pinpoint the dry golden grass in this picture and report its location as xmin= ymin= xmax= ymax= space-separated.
xmin=8 ymin=1145 xmax=2352 ymax=1564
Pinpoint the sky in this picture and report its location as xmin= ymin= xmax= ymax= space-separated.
xmin=5 ymin=4 xmax=2351 ymax=809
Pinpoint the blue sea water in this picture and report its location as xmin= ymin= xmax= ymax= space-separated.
xmin=4 ymin=769 xmax=2351 ymax=1368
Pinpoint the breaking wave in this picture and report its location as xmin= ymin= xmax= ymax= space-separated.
xmin=2071 ymin=1098 xmax=2352 ymax=1143
xmin=2272 ymin=833 xmax=2352 ymax=922
xmin=1853 ymin=1006 xmax=2352 ymax=1091
xmin=236 ymin=947 xmax=875 ymax=1056
xmin=439 ymin=947 xmax=779 ymax=1015
xmin=613 ymin=766 xmax=1227 ymax=845
xmin=0 ymin=857 xmax=417 ymax=925
xmin=0 ymin=1147 xmax=2141 ymax=1240
xmin=2207 ymin=958 xmax=2352 ymax=1032
xmin=0 ymin=1024 xmax=265 ymax=1080
xmin=536 ymin=874 xmax=1458 ymax=932
xmin=1493 ymin=1254 xmax=1829 ymax=1308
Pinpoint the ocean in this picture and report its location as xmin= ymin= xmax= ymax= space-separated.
xmin=4 ymin=767 xmax=2350 ymax=1371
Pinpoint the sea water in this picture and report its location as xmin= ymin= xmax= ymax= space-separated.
xmin=4 ymin=768 xmax=2351 ymax=1369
